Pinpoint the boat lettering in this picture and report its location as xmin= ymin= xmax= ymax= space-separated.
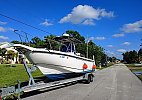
xmin=60 ymin=55 xmax=65 ymax=58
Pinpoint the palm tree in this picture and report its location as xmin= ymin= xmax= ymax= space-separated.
xmin=0 ymin=48 xmax=2 ymax=63
xmin=1 ymin=48 xmax=7 ymax=63
xmin=0 ymin=48 xmax=2 ymax=55
xmin=15 ymin=52 xmax=18 ymax=64
xmin=7 ymin=50 xmax=16 ymax=63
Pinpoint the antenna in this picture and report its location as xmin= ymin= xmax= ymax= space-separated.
xmin=14 ymin=30 xmax=24 ymax=44
xmin=14 ymin=30 xmax=31 ymax=46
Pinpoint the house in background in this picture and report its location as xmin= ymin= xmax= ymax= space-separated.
xmin=0 ymin=42 xmax=29 ymax=64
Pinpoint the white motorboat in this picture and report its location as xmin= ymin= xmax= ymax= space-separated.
xmin=3 ymin=33 xmax=96 ymax=79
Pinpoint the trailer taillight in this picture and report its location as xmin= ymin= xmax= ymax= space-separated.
xmin=83 ymin=63 xmax=88 ymax=69
xmin=92 ymin=65 xmax=96 ymax=69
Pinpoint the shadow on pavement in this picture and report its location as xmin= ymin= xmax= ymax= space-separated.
xmin=20 ymin=81 xmax=77 ymax=99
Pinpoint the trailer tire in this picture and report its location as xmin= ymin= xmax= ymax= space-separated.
xmin=86 ymin=75 xmax=91 ymax=84
xmin=90 ymin=75 xmax=93 ymax=82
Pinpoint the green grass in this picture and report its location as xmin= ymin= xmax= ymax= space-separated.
xmin=0 ymin=63 xmax=114 ymax=88
xmin=138 ymin=75 xmax=142 ymax=81
xmin=126 ymin=64 xmax=142 ymax=81
xmin=0 ymin=64 xmax=44 ymax=88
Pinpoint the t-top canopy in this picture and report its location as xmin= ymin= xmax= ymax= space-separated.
xmin=54 ymin=33 xmax=82 ymax=44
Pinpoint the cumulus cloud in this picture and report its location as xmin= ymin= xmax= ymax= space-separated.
xmin=0 ymin=26 xmax=14 ymax=32
xmin=8 ymin=28 xmax=14 ymax=31
xmin=82 ymin=19 xmax=95 ymax=25
xmin=122 ymin=42 xmax=131 ymax=46
xmin=107 ymin=45 xmax=113 ymax=47
xmin=0 ymin=21 xmax=7 ymax=25
xmin=40 ymin=19 xmax=53 ymax=26
xmin=0 ymin=26 xmax=7 ymax=32
xmin=59 ymin=5 xmax=114 ymax=25
xmin=112 ymin=20 xmax=142 ymax=38
xmin=112 ymin=33 xmax=124 ymax=37
xmin=117 ymin=49 xmax=126 ymax=53
xmin=106 ymin=50 xmax=115 ymax=55
xmin=95 ymin=36 xmax=106 ymax=40
xmin=0 ymin=36 xmax=9 ymax=42
xmin=121 ymin=20 xmax=142 ymax=33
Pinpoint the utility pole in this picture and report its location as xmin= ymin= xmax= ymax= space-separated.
xmin=104 ymin=49 xmax=108 ymax=66
xmin=105 ymin=54 xmax=108 ymax=66
xmin=86 ymin=35 xmax=89 ymax=58
xmin=87 ymin=41 xmax=88 ymax=58
xmin=139 ymin=39 xmax=142 ymax=63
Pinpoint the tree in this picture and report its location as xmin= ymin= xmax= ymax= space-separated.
xmin=11 ymin=40 xmax=21 ymax=44
xmin=44 ymin=35 xmax=59 ymax=50
xmin=138 ymin=48 xmax=142 ymax=63
xmin=66 ymin=30 xmax=85 ymax=43
xmin=112 ymin=56 xmax=117 ymax=62
xmin=0 ymin=48 xmax=2 ymax=56
xmin=15 ymin=52 xmax=18 ymax=63
xmin=31 ymin=37 xmax=46 ymax=48
xmin=0 ymin=48 xmax=7 ymax=63
xmin=130 ymin=50 xmax=138 ymax=63
xmin=122 ymin=50 xmax=138 ymax=63
xmin=7 ymin=50 xmax=16 ymax=60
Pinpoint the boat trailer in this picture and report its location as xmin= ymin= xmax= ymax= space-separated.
xmin=0 ymin=59 xmax=94 ymax=99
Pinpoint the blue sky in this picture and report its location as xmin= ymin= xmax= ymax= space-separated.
xmin=0 ymin=0 xmax=142 ymax=59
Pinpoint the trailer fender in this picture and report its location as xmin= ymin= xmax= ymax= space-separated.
xmin=83 ymin=73 xmax=94 ymax=84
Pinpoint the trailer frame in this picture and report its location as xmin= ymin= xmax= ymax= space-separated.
xmin=0 ymin=59 xmax=94 ymax=99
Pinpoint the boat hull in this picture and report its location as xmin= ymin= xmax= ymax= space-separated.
xmin=13 ymin=44 xmax=95 ymax=76
xmin=25 ymin=50 xmax=94 ymax=75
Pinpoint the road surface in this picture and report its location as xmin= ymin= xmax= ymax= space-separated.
xmin=22 ymin=64 xmax=142 ymax=100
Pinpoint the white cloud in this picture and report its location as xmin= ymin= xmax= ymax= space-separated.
xmin=112 ymin=20 xmax=142 ymax=38
xmin=0 ymin=36 xmax=8 ymax=39
xmin=82 ymin=19 xmax=95 ymax=25
xmin=86 ymin=37 xmax=94 ymax=43
xmin=112 ymin=33 xmax=124 ymax=37
xmin=40 ymin=19 xmax=53 ymax=26
xmin=0 ymin=26 xmax=14 ymax=32
xmin=95 ymin=36 xmax=106 ymax=40
xmin=0 ymin=36 xmax=9 ymax=42
xmin=59 ymin=5 xmax=114 ymax=25
xmin=0 ymin=21 xmax=7 ymax=25
xmin=121 ymin=20 xmax=142 ymax=33
xmin=106 ymin=50 xmax=115 ymax=56
xmin=0 ymin=26 xmax=7 ymax=32
xmin=8 ymin=28 xmax=14 ymax=31
xmin=117 ymin=49 xmax=126 ymax=53
xmin=122 ymin=42 xmax=131 ymax=46
xmin=107 ymin=45 xmax=113 ymax=47
xmin=105 ymin=50 xmax=116 ymax=57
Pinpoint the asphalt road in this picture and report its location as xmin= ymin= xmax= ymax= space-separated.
xmin=22 ymin=64 xmax=142 ymax=100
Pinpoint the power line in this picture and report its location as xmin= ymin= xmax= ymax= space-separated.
xmin=0 ymin=13 xmax=51 ymax=35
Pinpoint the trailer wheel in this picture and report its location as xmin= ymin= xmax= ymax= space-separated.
xmin=86 ymin=75 xmax=91 ymax=84
xmin=90 ymin=75 xmax=93 ymax=82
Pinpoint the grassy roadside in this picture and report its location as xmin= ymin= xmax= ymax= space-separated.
xmin=0 ymin=62 xmax=114 ymax=88
xmin=126 ymin=64 xmax=142 ymax=81
xmin=0 ymin=64 xmax=44 ymax=88
xmin=96 ymin=62 xmax=114 ymax=70
xmin=0 ymin=63 xmax=114 ymax=99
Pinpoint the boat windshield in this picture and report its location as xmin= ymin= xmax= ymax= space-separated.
xmin=60 ymin=42 xmax=75 ymax=53
xmin=53 ymin=35 xmax=77 ymax=53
